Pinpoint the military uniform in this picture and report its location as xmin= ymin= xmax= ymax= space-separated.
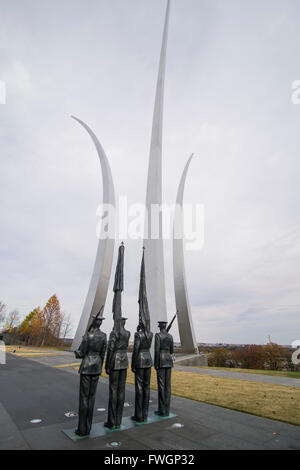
xmin=154 ymin=327 xmax=174 ymax=417
xmin=75 ymin=327 xmax=107 ymax=436
xmin=105 ymin=324 xmax=131 ymax=428
xmin=131 ymin=330 xmax=153 ymax=422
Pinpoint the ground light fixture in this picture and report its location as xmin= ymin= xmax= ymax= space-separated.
xmin=108 ymin=441 xmax=121 ymax=448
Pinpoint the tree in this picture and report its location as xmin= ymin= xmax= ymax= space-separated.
xmin=19 ymin=307 xmax=43 ymax=345
xmin=19 ymin=311 xmax=35 ymax=337
xmin=231 ymin=345 xmax=265 ymax=370
xmin=264 ymin=342 xmax=286 ymax=370
xmin=0 ymin=301 xmax=7 ymax=326
xmin=41 ymin=295 xmax=63 ymax=346
xmin=4 ymin=310 xmax=20 ymax=332
xmin=208 ymin=348 xmax=230 ymax=367
xmin=61 ymin=312 xmax=72 ymax=340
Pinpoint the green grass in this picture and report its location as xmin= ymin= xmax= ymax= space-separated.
xmin=198 ymin=367 xmax=300 ymax=379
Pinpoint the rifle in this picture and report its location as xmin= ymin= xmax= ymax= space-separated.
xmin=88 ymin=306 xmax=104 ymax=332
xmin=167 ymin=312 xmax=178 ymax=333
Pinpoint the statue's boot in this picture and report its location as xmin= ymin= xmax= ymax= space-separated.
xmin=131 ymin=416 xmax=143 ymax=423
xmin=75 ymin=429 xmax=89 ymax=437
xmin=104 ymin=422 xmax=114 ymax=429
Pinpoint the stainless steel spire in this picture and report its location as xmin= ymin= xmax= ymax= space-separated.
xmin=173 ymin=155 xmax=198 ymax=354
xmin=71 ymin=117 xmax=115 ymax=351
xmin=143 ymin=0 xmax=171 ymax=328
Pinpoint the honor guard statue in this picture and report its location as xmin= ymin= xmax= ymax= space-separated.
xmin=105 ymin=243 xmax=131 ymax=429
xmin=74 ymin=308 xmax=107 ymax=436
xmin=131 ymin=248 xmax=153 ymax=423
xmin=154 ymin=318 xmax=175 ymax=417
xmin=131 ymin=323 xmax=153 ymax=422
xmin=105 ymin=318 xmax=130 ymax=429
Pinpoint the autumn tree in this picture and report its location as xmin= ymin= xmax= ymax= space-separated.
xmin=19 ymin=307 xmax=43 ymax=345
xmin=41 ymin=295 xmax=63 ymax=346
xmin=19 ymin=311 xmax=34 ymax=342
xmin=264 ymin=342 xmax=286 ymax=370
xmin=231 ymin=345 xmax=265 ymax=370
xmin=30 ymin=308 xmax=45 ymax=345
xmin=208 ymin=348 xmax=230 ymax=367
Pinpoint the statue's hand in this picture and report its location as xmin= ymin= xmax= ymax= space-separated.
xmin=74 ymin=351 xmax=81 ymax=359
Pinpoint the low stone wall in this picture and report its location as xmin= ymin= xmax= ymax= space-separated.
xmin=175 ymin=354 xmax=209 ymax=367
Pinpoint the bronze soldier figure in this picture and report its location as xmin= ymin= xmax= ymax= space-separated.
xmin=105 ymin=318 xmax=131 ymax=429
xmin=131 ymin=247 xmax=153 ymax=423
xmin=105 ymin=243 xmax=131 ymax=429
xmin=154 ymin=321 xmax=174 ymax=417
xmin=74 ymin=311 xmax=107 ymax=436
xmin=131 ymin=324 xmax=153 ymax=422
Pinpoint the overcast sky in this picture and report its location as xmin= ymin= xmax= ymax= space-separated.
xmin=1 ymin=0 xmax=300 ymax=345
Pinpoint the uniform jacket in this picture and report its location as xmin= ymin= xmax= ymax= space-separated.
xmin=106 ymin=327 xmax=131 ymax=372
xmin=154 ymin=331 xmax=174 ymax=369
xmin=131 ymin=331 xmax=153 ymax=371
xmin=77 ymin=329 xmax=107 ymax=376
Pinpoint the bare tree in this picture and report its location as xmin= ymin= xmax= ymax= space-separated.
xmin=61 ymin=312 xmax=72 ymax=340
xmin=0 ymin=301 xmax=7 ymax=326
xmin=5 ymin=310 xmax=20 ymax=332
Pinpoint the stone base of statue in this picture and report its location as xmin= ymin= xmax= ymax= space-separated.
xmin=63 ymin=411 xmax=177 ymax=442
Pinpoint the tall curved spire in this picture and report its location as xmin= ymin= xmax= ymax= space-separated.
xmin=173 ymin=155 xmax=198 ymax=354
xmin=71 ymin=116 xmax=115 ymax=351
xmin=144 ymin=0 xmax=171 ymax=328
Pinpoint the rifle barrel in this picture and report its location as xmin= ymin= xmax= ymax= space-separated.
xmin=167 ymin=314 xmax=177 ymax=333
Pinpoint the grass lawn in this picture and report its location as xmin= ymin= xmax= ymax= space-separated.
xmin=6 ymin=344 xmax=70 ymax=351
xmin=5 ymin=345 xmax=67 ymax=357
xmin=197 ymin=367 xmax=300 ymax=379
xmin=87 ymin=368 xmax=300 ymax=427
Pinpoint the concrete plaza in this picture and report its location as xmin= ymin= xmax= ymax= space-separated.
xmin=0 ymin=352 xmax=300 ymax=450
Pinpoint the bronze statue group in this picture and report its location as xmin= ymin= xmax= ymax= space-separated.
xmin=74 ymin=245 xmax=175 ymax=437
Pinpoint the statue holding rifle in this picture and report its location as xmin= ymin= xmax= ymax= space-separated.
xmin=105 ymin=243 xmax=131 ymax=430
xmin=154 ymin=314 xmax=176 ymax=417
xmin=131 ymin=248 xmax=153 ymax=423
xmin=74 ymin=307 xmax=107 ymax=436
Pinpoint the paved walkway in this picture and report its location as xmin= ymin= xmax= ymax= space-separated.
xmin=174 ymin=365 xmax=300 ymax=388
xmin=0 ymin=353 xmax=300 ymax=450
